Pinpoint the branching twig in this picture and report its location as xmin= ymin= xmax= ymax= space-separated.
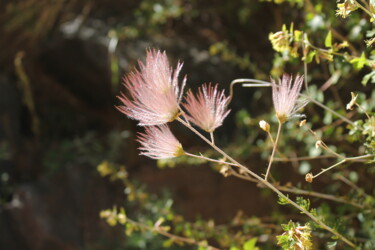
xmin=177 ymin=117 xmax=358 ymax=249
xmin=126 ymin=218 xmax=220 ymax=250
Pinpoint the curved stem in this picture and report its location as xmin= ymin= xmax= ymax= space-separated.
xmin=238 ymin=78 xmax=356 ymax=127
xmin=177 ymin=117 xmax=357 ymax=249
xmin=227 ymin=78 xmax=271 ymax=105
xmin=265 ymin=120 xmax=282 ymax=181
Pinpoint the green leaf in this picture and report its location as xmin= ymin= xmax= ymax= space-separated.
xmin=163 ymin=239 xmax=174 ymax=248
xmin=294 ymin=30 xmax=302 ymax=42
xmin=305 ymin=50 xmax=316 ymax=63
xmin=278 ymin=194 xmax=290 ymax=205
xmin=243 ymin=238 xmax=257 ymax=250
xmin=325 ymin=31 xmax=332 ymax=48
xmin=327 ymin=241 xmax=337 ymax=248
xmin=362 ymin=70 xmax=375 ymax=86
xmin=350 ymin=52 xmax=367 ymax=70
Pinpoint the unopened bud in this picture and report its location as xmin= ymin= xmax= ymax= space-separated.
xmin=305 ymin=173 xmax=313 ymax=183
xmin=220 ymin=165 xmax=231 ymax=177
xmin=259 ymin=120 xmax=270 ymax=132
xmin=315 ymin=140 xmax=323 ymax=149
xmin=239 ymin=167 xmax=247 ymax=175
xmin=299 ymin=119 xmax=306 ymax=127
xmin=346 ymin=92 xmax=358 ymax=110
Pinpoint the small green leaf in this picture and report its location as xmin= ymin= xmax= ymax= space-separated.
xmin=294 ymin=30 xmax=302 ymax=42
xmin=163 ymin=239 xmax=174 ymax=248
xmin=362 ymin=70 xmax=375 ymax=85
xmin=243 ymin=238 xmax=257 ymax=250
xmin=350 ymin=52 xmax=367 ymax=70
xmin=325 ymin=31 xmax=332 ymax=47
xmin=278 ymin=194 xmax=290 ymax=205
xmin=327 ymin=241 xmax=337 ymax=248
xmin=305 ymin=50 xmax=316 ymax=63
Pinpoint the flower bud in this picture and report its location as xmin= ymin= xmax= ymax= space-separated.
xmin=305 ymin=173 xmax=313 ymax=183
xmin=299 ymin=119 xmax=306 ymax=127
xmin=346 ymin=92 xmax=358 ymax=110
xmin=220 ymin=165 xmax=231 ymax=177
xmin=259 ymin=120 xmax=270 ymax=133
xmin=315 ymin=140 xmax=323 ymax=149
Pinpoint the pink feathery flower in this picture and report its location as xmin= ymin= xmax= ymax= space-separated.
xmin=137 ymin=125 xmax=184 ymax=159
xmin=183 ymin=83 xmax=230 ymax=132
xmin=271 ymin=74 xmax=306 ymax=123
xmin=117 ymin=49 xmax=186 ymax=126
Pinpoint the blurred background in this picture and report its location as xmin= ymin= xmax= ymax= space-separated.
xmin=0 ymin=0 xmax=374 ymax=249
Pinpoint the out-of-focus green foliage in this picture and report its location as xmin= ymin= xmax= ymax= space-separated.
xmin=98 ymin=161 xmax=278 ymax=249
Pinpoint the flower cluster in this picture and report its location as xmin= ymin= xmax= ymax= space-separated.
xmin=118 ymin=49 xmax=230 ymax=159
xmin=336 ymin=0 xmax=358 ymax=18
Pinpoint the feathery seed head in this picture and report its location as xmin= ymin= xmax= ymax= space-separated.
xmin=183 ymin=83 xmax=230 ymax=133
xmin=117 ymin=49 xmax=186 ymax=126
xmin=137 ymin=125 xmax=184 ymax=159
xmin=271 ymin=74 xmax=306 ymax=123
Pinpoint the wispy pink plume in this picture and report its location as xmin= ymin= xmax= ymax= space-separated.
xmin=183 ymin=83 xmax=230 ymax=132
xmin=271 ymin=74 xmax=306 ymax=123
xmin=137 ymin=125 xmax=184 ymax=159
xmin=117 ymin=49 xmax=186 ymax=126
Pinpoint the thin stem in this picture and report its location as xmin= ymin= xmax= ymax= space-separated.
xmin=273 ymin=155 xmax=335 ymax=162
xmin=210 ymin=132 xmax=215 ymax=144
xmin=126 ymin=218 xmax=220 ymax=250
xmin=301 ymin=94 xmax=355 ymax=126
xmin=265 ymin=120 xmax=282 ymax=181
xmin=184 ymin=152 xmax=238 ymax=167
xmin=355 ymin=103 xmax=371 ymax=120
xmin=312 ymin=154 xmax=374 ymax=179
xmin=335 ymin=174 xmax=367 ymax=196
xmin=313 ymin=159 xmax=346 ymax=179
xmin=318 ymin=141 xmax=346 ymax=159
xmin=353 ymin=0 xmax=374 ymax=18
xmin=177 ymin=117 xmax=357 ymax=249
xmin=276 ymin=185 xmax=365 ymax=209
xmin=228 ymin=79 xmax=271 ymax=105
xmin=347 ymin=154 xmax=375 ymax=161
xmin=302 ymin=40 xmax=310 ymax=95
xmin=307 ymin=42 xmax=375 ymax=66
xmin=267 ymin=131 xmax=275 ymax=146
xmin=231 ymin=170 xmax=365 ymax=209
